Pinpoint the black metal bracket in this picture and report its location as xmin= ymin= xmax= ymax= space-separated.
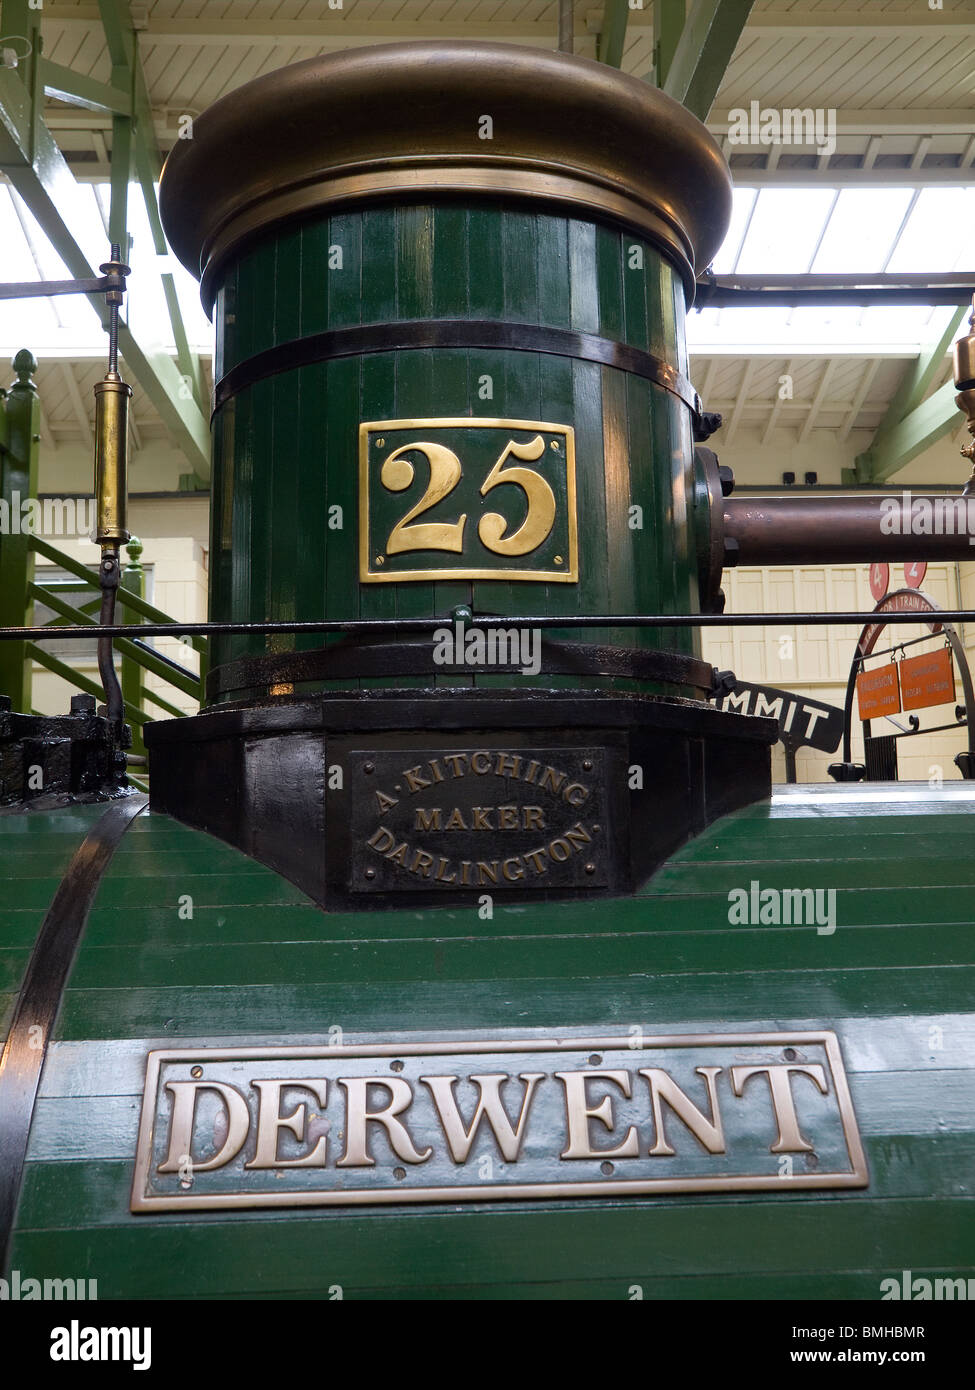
xmin=0 ymin=259 xmax=130 ymax=302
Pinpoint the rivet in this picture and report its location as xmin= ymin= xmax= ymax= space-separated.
xmin=584 ymin=863 xmax=596 ymax=875
xmin=583 ymin=760 xmax=593 ymax=771
xmin=390 ymin=1059 xmax=404 ymax=1072
xmin=784 ymin=1047 xmax=798 ymax=1061
xmin=393 ymin=1167 xmax=406 ymax=1181
xmin=589 ymin=1053 xmax=602 ymax=1066
xmin=364 ymin=868 xmax=376 ymax=880
xmin=600 ymin=1161 xmax=614 ymax=1176
xmin=363 ymin=763 xmax=375 ymax=774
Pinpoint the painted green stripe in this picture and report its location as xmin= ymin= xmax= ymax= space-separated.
xmin=10 ymin=1192 xmax=973 ymax=1300
xmin=56 ymin=921 xmax=975 ymax=992
xmin=52 ymin=967 xmax=975 ymax=1041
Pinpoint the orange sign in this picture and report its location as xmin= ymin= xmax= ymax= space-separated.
xmin=856 ymin=662 xmax=901 ymax=719
xmin=900 ymin=647 xmax=955 ymax=712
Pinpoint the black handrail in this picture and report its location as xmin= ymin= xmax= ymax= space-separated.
xmin=5 ymin=611 xmax=975 ymax=641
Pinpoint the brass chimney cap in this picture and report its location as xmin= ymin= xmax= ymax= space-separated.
xmin=159 ymin=41 xmax=732 ymax=313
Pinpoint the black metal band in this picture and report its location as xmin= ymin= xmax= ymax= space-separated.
xmin=206 ymin=638 xmax=717 ymax=702
xmin=0 ymin=793 xmax=148 ymax=1274
xmin=212 ymin=319 xmax=704 ymax=423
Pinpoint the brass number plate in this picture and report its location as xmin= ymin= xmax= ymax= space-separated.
xmin=358 ymin=417 xmax=578 ymax=582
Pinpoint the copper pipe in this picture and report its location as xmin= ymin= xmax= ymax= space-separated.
xmin=724 ymin=494 xmax=975 ymax=565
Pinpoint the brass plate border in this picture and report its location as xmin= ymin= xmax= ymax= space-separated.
xmin=131 ymin=1030 xmax=868 ymax=1212
xmin=357 ymin=416 xmax=579 ymax=584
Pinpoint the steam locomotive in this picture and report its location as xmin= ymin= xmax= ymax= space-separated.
xmin=1 ymin=43 xmax=973 ymax=1301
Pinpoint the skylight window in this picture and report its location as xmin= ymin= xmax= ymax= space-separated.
xmin=0 ymin=183 xmax=213 ymax=358
xmin=690 ymin=183 xmax=975 ymax=354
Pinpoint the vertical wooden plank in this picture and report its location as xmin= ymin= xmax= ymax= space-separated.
xmin=431 ymin=205 xmax=474 ymax=659
xmin=622 ymin=234 xmax=650 ymax=354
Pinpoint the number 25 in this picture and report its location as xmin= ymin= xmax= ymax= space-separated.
xmin=381 ymin=434 xmax=556 ymax=557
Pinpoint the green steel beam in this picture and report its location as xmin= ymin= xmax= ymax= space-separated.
xmin=885 ymin=308 xmax=965 ymax=423
xmin=40 ymin=59 xmax=131 ymax=116
xmin=652 ymin=0 xmax=687 ymax=88
xmin=850 ymin=310 xmax=967 ymax=483
xmin=98 ymin=0 xmax=205 ymax=411
xmin=0 ymin=352 xmax=40 ymax=710
xmin=0 ymin=63 xmax=210 ymax=478
xmin=98 ymin=2 xmax=166 ymax=253
xmin=662 ymin=0 xmax=756 ymax=120
xmin=597 ymin=0 xmax=630 ymax=67
xmin=852 ymin=380 xmax=962 ymax=484
xmin=108 ymin=68 xmax=131 ymax=253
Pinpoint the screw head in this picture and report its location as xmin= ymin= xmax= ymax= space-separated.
xmin=584 ymin=862 xmax=596 ymax=875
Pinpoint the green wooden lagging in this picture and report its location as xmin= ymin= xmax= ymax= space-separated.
xmin=2 ymin=793 xmax=972 ymax=1298
xmin=208 ymin=206 xmax=703 ymax=702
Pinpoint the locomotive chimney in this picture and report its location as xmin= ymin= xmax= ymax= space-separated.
xmin=146 ymin=43 xmax=972 ymax=907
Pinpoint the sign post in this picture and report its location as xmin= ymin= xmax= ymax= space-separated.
xmin=715 ymin=680 xmax=844 ymax=782
xmin=831 ymin=590 xmax=975 ymax=781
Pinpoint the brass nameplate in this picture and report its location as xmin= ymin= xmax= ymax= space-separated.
xmin=349 ymin=746 xmax=608 ymax=891
xmin=358 ymin=417 xmax=578 ymax=582
xmin=131 ymin=1032 xmax=867 ymax=1212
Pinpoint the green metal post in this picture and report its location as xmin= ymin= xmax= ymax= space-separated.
xmin=652 ymin=0 xmax=687 ymax=87
xmin=597 ymin=0 xmax=631 ymax=68
xmin=0 ymin=350 xmax=40 ymax=711
xmin=662 ymin=0 xmax=756 ymax=120
xmin=120 ymin=534 xmax=146 ymax=754
xmin=0 ymin=0 xmax=42 ymax=157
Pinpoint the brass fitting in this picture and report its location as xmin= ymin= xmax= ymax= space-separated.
xmin=93 ymin=371 xmax=132 ymax=546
